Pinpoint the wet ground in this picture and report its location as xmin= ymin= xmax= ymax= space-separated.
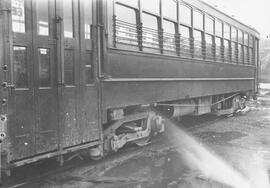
xmin=6 ymin=85 xmax=270 ymax=188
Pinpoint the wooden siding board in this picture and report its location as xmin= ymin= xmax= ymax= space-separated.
xmin=102 ymin=80 xmax=253 ymax=109
xmin=106 ymin=51 xmax=256 ymax=79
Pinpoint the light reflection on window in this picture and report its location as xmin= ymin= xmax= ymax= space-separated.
xmin=64 ymin=0 xmax=74 ymax=38
xmin=84 ymin=0 xmax=92 ymax=39
xmin=37 ymin=0 xmax=49 ymax=36
xmin=12 ymin=0 xmax=25 ymax=33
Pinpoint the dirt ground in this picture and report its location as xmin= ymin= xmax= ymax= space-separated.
xmin=10 ymin=86 xmax=270 ymax=188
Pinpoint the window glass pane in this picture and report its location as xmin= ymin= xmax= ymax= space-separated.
xmin=249 ymin=48 xmax=253 ymax=64
xmin=238 ymin=44 xmax=243 ymax=63
xmin=215 ymin=37 xmax=221 ymax=47
xmin=231 ymin=27 xmax=237 ymax=41
xmin=215 ymin=37 xmax=222 ymax=60
xmin=224 ymin=40 xmax=230 ymax=61
xmin=180 ymin=25 xmax=190 ymax=38
xmin=64 ymin=0 xmax=74 ymax=38
xmin=37 ymin=0 xmax=49 ymax=35
xmin=115 ymin=4 xmax=137 ymax=45
xmin=142 ymin=13 xmax=159 ymax=48
xmin=205 ymin=15 xmax=213 ymax=34
xmin=215 ymin=20 xmax=222 ymax=37
xmin=244 ymin=33 xmax=248 ymax=45
xmin=142 ymin=0 xmax=159 ymax=14
xmin=163 ymin=20 xmax=175 ymax=34
xmin=231 ymin=42 xmax=237 ymax=62
xmin=84 ymin=0 xmax=92 ymax=39
xmin=224 ymin=39 xmax=230 ymax=62
xmin=163 ymin=20 xmax=175 ymax=52
xmin=205 ymin=34 xmax=213 ymax=59
xmin=38 ymin=48 xmax=50 ymax=87
xmin=163 ymin=0 xmax=177 ymax=20
xmin=117 ymin=0 xmax=138 ymax=7
xmin=244 ymin=46 xmax=248 ymax=63
xmin=85 ymin=52 xmax=93 ymax=84
xmin=193 ymin=10 xmax=203 ymax=30
xmin=193 ymin=30 xmax=202 ymax=42
xmin=12 ymin=0 xmax=25 ymax=33
xmin=205 ymin=34 xmax=212 ymax=44
xmin=224 ymin=24 xmax=230 ymax=39
xmin=193 ymin=30 xmax=202 ymax=58
xmin=249 ymin=35 xmax=253 ymax=47
xmin=142 ymin=12 xmax=158 ymax=30
xmin=13 ymin=46 xmax=28 ymax=88
xmin=238 ymin=31 xmax=243 ymax=43
xmin=64 ymin=49 xmax=75 ymax=85
xmin=179 ymin=4 xmax=191 ymax=25
xmin=179 ymin=25 xmax=190 ymax=56
xmin=115 ymin=4 xmax=136 ymax=23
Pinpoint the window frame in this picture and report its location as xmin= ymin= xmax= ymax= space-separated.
xmin=113 ymin=2 xmax=139 ymax=49
xmin=162 ymin=18 xmax=177 ymax=54
xmin=179 ymin=24 xmax=192 ymax=57
xmin=110 ymin=0 xmax=258 ymax=66
xmin=141 ymin=11 xmax=160 ymax=51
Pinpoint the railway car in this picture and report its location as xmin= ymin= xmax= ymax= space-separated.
xmin=0 ymin=0 xmax=259 ymax=178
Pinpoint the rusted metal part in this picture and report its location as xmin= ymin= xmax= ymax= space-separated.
xmin=103 ymin=112 xmax=165 ymax=153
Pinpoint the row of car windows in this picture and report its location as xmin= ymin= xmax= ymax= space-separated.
xmin=116 ymin=0 xmax=253 ymax=45
xmin=114 ymin=0 xmax=255 ymax=64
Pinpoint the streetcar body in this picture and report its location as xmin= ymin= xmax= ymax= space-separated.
xmin=0 ymin=0 xmax=259 ymax=175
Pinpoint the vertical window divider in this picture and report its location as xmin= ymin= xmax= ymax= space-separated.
xmin=159 ymin=28 xmax=163 ymax=54
xmin=221 ymin=22 xmax=225 ymax=62
xmin=229 ymin=26 xmax=232 ymax=63
xmin=176 ymin=0 xmax=180 ymax=56
xmin=190 ymin=8 xmax=194 ymax=58
xmin=202 ymin=13 xmax=206 ymax=60
xmin=213 ymin=18 xmax=217 ymax=61
xmin=112 ymin=14 xmax=117 ymax=47
xmin=138 ymin=0 xmax=143 ymax=51
xmin=236 ymin=29 xmax=238 ymax=64
xmin=159 ymin=0 xmax=163 ymax=54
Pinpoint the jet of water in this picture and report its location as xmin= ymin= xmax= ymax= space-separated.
xmin=166 ymin=120 xmax=269 ymax=188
